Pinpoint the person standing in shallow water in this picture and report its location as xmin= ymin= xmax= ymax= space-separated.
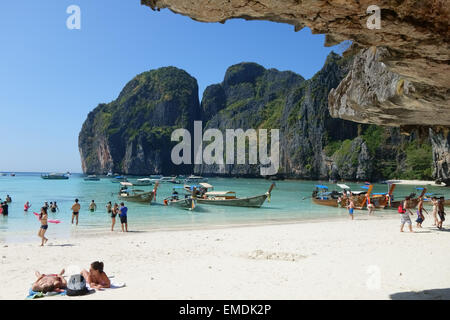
xmin=106 ymin=201 xmax=112 ymax=214
xmin=71 ymin=199 xmax=81 ymax=225
xmin=119 ymin=202 xmax=128 ymax=232
xmin=111 ymin=203 xmax=119 ymax=231
xmin=38 ymin=207 xmax=48 ymax=246
xmin=89 ymin=200 xmax=97 ymax=212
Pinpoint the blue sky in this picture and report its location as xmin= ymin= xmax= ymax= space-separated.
xmin=0 ymin=0 xmax=344 ymax=173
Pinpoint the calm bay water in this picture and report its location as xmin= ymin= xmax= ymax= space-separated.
xmin=0 ymin=173 xmax=448 ymax=243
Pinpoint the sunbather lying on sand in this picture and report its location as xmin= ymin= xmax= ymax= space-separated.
xmin=81 ymin=261 xmax=111 ymax=290
xmin=32 ymin=269 xmax=67 ymax=293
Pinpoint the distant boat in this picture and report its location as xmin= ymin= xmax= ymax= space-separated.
xmin=195 ymin=183 xmax=275 ymax=208
xmin=184 ymin=175 xmax=208 ymax=184
xmin=159 ymin=176 xmax=181 ymax=184
xmin=0 ymin=173 xmax=7 ymax=176
xmin=84 ymin=175 xmax=100 ymax=181
xmin=10 ymin=173 xmax=15 ymax=177
xmin=133 ymin=178 xmax=153 ymax=186
xmin=41 ymin=173 xmax=69 ymax=180
xmin=106 ymin=171 xmax=113 ymax=177
xmin=111 ymin=176 xmax=128 ymax=183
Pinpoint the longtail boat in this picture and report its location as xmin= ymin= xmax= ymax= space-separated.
xmin=118 ymin=181 xmax=159 ymax=203
xmin=195 ymin=183 xmax=275 ymax=208
xmin=387 ymin=187 xmax=427 ymax=210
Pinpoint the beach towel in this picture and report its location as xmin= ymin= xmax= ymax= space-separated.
xmin=33 ymin=212 xmax=62 ymax=224
xmin=86 ymin=281 xmax=126 ymax=290
xmin=26 ymin=288 xmax=66 ymax=299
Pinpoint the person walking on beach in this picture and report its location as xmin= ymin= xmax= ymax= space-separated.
xmin=38 ymin=206 xmax=49 ymax=246
xmin=119 ymin=202 xmax=128 ymax=232
xmin=431 ymin=197 xmax=439 ymax=226
xmin=399 ymin=197 xmax=413 ymax=232
xmin=366 ymin=194 xmax=375 ymax=215
xmin=89 ymin=200 xmax=97 ymax=212
xmin=415 ymin=197 xmax=428 ymax=228
xmin=71 ymin=199 xmax=81 ymax=226
xmin=347 ymin=197 xmax=355 ymax=220
xmin=111 ymin=203 xmax=119 ymax=231
xmin=437 ymin=197 xmax=446 ymax=230
xmin=106 ymin=201 xmax=112 ymax=214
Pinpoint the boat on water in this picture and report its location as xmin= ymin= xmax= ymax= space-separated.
xmin=10 ymin=173 xmax=15 ymax=177
xmin=118 ymin=181 xmax=159 ymax=203
xmin=133 ymin=178 xmax=153 ymax=186
xmin=311 ymin=184 xmax=394 ymax=209
xmin=194 ymin=183 xmax=275 ymax=208
xmin=386 ymin=186 xmax=428 ymax=210
xmin=111 ymin=176 xmax=128 ymax=183
xmin=84 ymin=175 xmax=100 ymax=181
xmin=159 ymin=176 xmax=182 ymax=184
xmin=0 ymin=173 xmax=7 ymax=176
xmin=41 ymin=173 xmax=69 ymax=180
xmin=164 ymin=187 xmax=197 ymax=210
xmin=184 ymin=175 xmax=208 ymax=184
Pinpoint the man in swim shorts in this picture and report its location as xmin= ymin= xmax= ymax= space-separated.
xmin=437 ymin=197 xmax=446 ymax=229
xmin=347 ymin=198 xmax=355 ymax=220
xmin=71 ymin=199 xmax=81 ymax=225
xmin=119 ymin=202 xmax=128 ymax=232
xmin=400 ymin=197 xmax=413 ymax=232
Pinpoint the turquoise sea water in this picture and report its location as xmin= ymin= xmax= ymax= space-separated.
xmin=0 ymin=173 xmax=448 ymax=243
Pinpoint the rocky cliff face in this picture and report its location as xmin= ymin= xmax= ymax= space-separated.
xmin=79 ymin=67 xmax=201 ymax=175
xmin=142 ymin=0 xmax=449 ymax=127
xmin=79 ymin=54 xmax=437 ymax=181
xmin=430 ymin=127 xmax=450 ymax=185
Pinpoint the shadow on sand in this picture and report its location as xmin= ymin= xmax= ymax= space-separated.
xmin=390 ymin=288 xmax=450 ymax=300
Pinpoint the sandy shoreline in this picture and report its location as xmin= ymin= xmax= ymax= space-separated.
xmin=1 ymin=214 xmax=449 ymax=300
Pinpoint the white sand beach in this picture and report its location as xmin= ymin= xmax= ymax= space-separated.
xmin=1 ymin=214 xmax=450 ymax=300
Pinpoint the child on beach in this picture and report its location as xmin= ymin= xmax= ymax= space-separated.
xmin=347 ymin=198 xmax=355 ymax=220
xmin=119 ymin=202 xmax=128 ymax=232
xmin=38 ymin=207 xmax=49 ymax=246
xmin=399 ymin=197 xmax=413 ymax=232
xmin=89 ymin=200 xmax=97 ymax=212
xmin=415 ymin=197 xmax=428 ymax=228
xmin=71 ymin=199 xmax=81 ymax=225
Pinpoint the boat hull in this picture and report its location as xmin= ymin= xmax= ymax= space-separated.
xmin=168 ymin=198 xmax=197 ymax=210
xmin=119 ymin=191 xmax=155 ymax=203
xmin=196 ymin=194 xmax=268 ymax=208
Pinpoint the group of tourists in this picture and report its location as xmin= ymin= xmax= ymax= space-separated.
xmin=396 ymin=196 xmax=446 ymax=232
xmin=30 ymin=198 xmax=129 ymax=246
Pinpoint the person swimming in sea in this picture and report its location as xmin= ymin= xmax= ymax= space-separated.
xmin=5 ymin=195 xmax=12 ymax=203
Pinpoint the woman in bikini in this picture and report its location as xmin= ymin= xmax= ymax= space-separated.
xmin=81 ymin=261 xmax=110 ymax=290
xmin=38 ymin=206 xmax=49 ymax=246
xmin=111 ymin=203 xmax=119 ymax=231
